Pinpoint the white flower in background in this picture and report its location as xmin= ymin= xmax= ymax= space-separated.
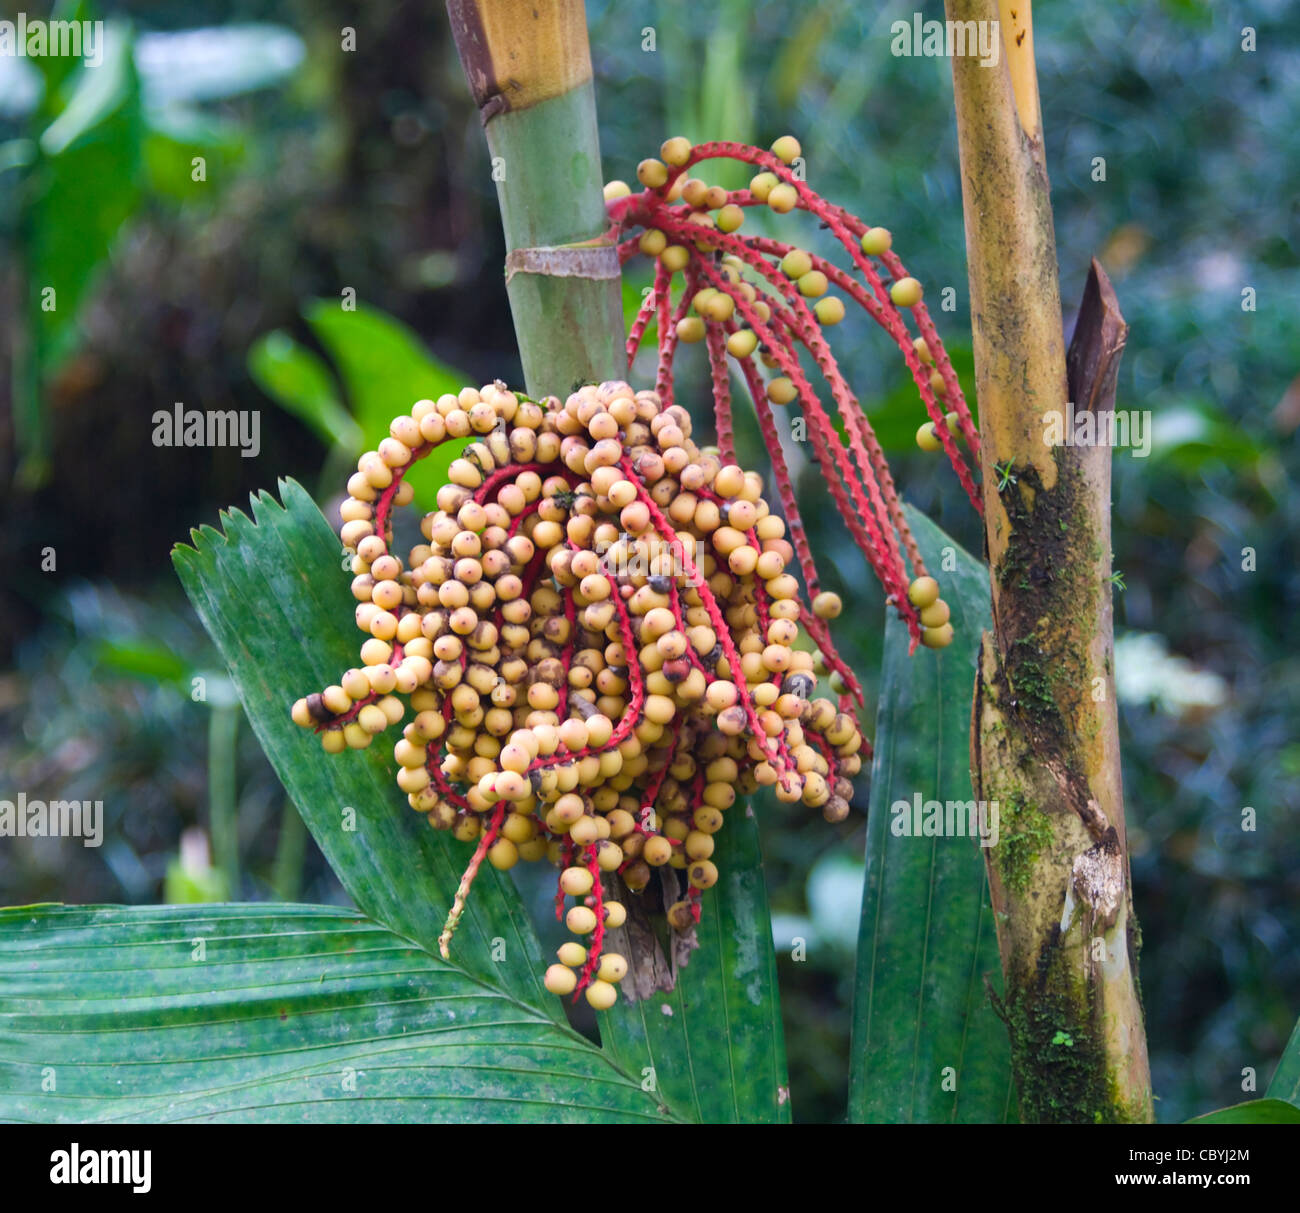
xmin=1114 ymin=631 xmax=1228 ymax=716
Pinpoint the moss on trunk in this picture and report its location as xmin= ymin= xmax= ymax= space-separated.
xmin=949 ymin=0 xmax=1153 ymax=1122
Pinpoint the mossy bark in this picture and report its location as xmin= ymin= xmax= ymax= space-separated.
xmin=948 ymin=0 xmax=1153 ymax=1122
xmin=446 ymin=0 xmax=625 ymax=395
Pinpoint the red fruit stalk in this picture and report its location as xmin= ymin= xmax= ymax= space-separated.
xmin=610 ymin=136 xmax=979 ymax=654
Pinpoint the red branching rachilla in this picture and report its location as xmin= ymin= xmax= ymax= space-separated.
xmin=609 ymin=135 xmax=981 ymax=659
xmin=292 ymin=135 xmax=976 ymax=1009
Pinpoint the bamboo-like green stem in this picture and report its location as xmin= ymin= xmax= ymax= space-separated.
xmin=14 ymin=165 xmax=49 ymax=490
xmin=208 ymin=702 xmax=240 ymax=898
xmin=446 ymin=0 xmax=625 ymax=394
xmin=947 ymin=0 xmax=1153 ymax=1122
xmin=271 ymin=800 xmax=307 ymax=902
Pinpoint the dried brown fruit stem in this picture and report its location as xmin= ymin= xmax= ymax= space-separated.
xmin=948 ymin=0 xmax=1154 ymax=1122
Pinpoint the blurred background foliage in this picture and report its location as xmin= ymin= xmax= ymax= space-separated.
xmin=0 ymin=0 xmax=1296 ymax=1123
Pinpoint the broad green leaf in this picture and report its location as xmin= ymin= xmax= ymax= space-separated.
xmin=597 ymin=807 xmax=791 ymax=1123
xmin=142 ymin=104 xmax=244 ymax=200
xmin=1186 ymin=1099 xmax=1300 ymax=1125
xmin=247 ymin=330 xmax=362 ymax=451
xmin=92 ymin=638 xmax=188 ymax=685
xmin=621 ymin=271 xmax=657 ymax=346
xmin=1147 ymin=402 xmax=1263 ymax=468
xmin=171 ymin=479 xmax=561 ymax=1021
xmin=30 ymin=25 xmax=142 ymax=368
xmin=864 ymin=345 xmax=979 ymax=454
xmin=163 ymin=858 xmax=228 ymax=904
xmin=848 ymin=505 xmax=1015 ymax=1123
xmin=769 ymin=8 xmax=834 ymax=109
xmin=304 ymin=300 xmax=471 ymax=506
xmin=25 ymin=1 xmax=96 ymax=105
xmin=0 ymin=905 xmax=676 ymax=1124
xmin=39 ymin=25 xmax=134 ymax=157
xmin=1264 ymin=1013 xmax=1300 ymax=1106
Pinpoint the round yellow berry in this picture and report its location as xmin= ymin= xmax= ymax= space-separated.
xmin=908 ymin=576 xmax=941 ymax=608
xmin=780 ymin=249 xmax=812 ymax=279
xmin=767 ymin=183 xmax=798 ymax=213
xmin=585 ymin=979 xmax=618 ymax=1010
xmin=487 ymin=837 xmax=519 ymax=870
xmin=544 ymin=964 xmax=577 ymax=996
xmin=676 ymin=316 xmax=706 ymax=344
xmin=566 ymin=905 xmax=599 ymax=935
xmin=860 ymin=226 xmax=892 ymax=255
xmin=814 ymin=297 xmax=845 ymax=325
xmin=770 ymin=135 xmax=802 ymax=164
xmin=890 ymin=277 xmax=923 ymax=308
xmin=688 ymin=859 xmax=719 ymax=889
xmin=637 ymin=158 xmax=669 ymax=189
xmin=766 ymin=376 xmax=798 ymax=406
xmin=797 ymin=270 xmax=828 ymax=298
xmin=717 ymin=204 xmax=745 ymax=233
xmin=639 ymin=229 xmax=667 ymax=256
xmin=660 ymin=136 xmax=692 ymax=166
xmin=559 ymin=866 xmax=594 ymax=897
xmin=812 ymin=591 xmax=842 ymax=620
xmin=920 ymin=600 xmax=951 ymax=628
xmin=916 ymin=422 xmax=943 ymax=452
xmin=597 ymin=953 xmax=629 ymax=983
xmin=701 ymin=292 xmax=735 ymax=322
xmin=726 ymin=329 xmax=758 ymax=359
xmin=660 ymin=245 xmax=690 ymax=272
xmin=557 ymin=942 xmax=587 ymax=968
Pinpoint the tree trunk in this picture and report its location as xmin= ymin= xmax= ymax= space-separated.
xmin=445 ymin=0 xmax=625 ymax=394
xmin=947 ymin=0 xmax=1154 ymax=1122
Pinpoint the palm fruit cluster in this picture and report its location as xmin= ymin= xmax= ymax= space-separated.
xmin=606 ymin=134 xmax=979 ymax=655
xmin=292 ymin=379 xmax=864 ymax=1008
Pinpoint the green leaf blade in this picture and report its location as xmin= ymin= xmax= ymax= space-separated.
xmin=848 ymin=506 xmax=1015 ymax=1123
xmin=1186 ymin=1099 xmax=1300 ymax=1125
xmin=30 ymin=27 xmax=143 ymax=369
xmin=597 ymin=808 xmax=791 ymax=1123
xmin=247 ymin=331 xmax=361 ymax=450
xmin=1265 ymin=1014 xmax=1300 ymax=1107
xmin=303 ymin=301 xmax=471 ymax=504
xmin=0 ymin=905 xmax=677 ymax=1124
xmin=171 ymin=479 xmax=559 ymax=1020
